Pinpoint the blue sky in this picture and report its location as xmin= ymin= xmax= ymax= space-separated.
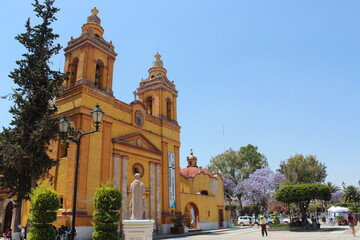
xmin=1 ymin=1 xmax=359 ymax=188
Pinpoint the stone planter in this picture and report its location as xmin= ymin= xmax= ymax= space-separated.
xmin=268 ymin=226 xmax=290 ymax=231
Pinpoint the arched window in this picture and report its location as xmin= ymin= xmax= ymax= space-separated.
xmin=95 ymin=59 xmax=104 ymax=89
xmin=145 ymin=96 xmax=153 ymax=115
xmin=166 ymin=98 xmax=172 ymax=120
xmin=69 ymin=57 xmax=79 ymax=86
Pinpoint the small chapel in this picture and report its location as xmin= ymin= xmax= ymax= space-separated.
xmin=0 ymin=8 xmax=229 ymax=238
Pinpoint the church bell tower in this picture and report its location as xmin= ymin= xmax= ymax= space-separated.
xmin=63 ymin=8 xmax=117 ymax=96
xmin=136 ymin=53 xmax=178 ymax=124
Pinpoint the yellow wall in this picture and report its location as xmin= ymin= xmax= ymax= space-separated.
xmin=180 ymin=172 xmax=228 ymax=227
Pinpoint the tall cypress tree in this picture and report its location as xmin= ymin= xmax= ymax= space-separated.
xmin=0 ymin=0 xmax=64 ymax=232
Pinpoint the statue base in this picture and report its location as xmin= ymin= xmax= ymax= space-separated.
xmin=123 ymin=219 xmax=155 ymax=240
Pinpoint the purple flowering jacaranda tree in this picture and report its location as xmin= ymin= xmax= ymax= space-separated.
xmin=236 ymin=168 xmax=286 ymax=214
xmin=223 ymin=178 xmax=236 ymax=219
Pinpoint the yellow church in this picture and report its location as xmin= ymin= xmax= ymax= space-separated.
xmin=0 ymin=8 xmax=229 ymax=238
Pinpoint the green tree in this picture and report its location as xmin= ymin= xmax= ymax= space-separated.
xmin=0 ymin=0 xmax=64 ymax=232
xmin=278 ymin=154 xmax=327 ymax=185
xmin=343 ymin=185 xmax=360 ymax=212
xmin=326 ymin=182 xmax=340 ymax=193
xmin=275 ymin=183 xmax=331 ymax=222
xmin=206 ymin=144 xmax=268 ymax=209
xmin=28 ymin=184 xmax=60 ymax=240
xmin=92 ymin=184 xmax=122 ymax=240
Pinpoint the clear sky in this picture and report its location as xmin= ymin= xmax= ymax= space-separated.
xmin=1 ymin=1 xmax=359 ymax=188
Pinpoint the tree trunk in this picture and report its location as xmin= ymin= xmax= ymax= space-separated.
xmin=237 ymin=194 xmax=243 ymax=211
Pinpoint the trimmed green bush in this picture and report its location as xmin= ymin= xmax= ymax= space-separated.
xmin=92 ymin=184 xmax=122 ymax=240
xmin=30 ymin=211 xmax=57 ymax=223
xmin=94 ymin=223 xmax=118 ymax=232
xmin=93 ymin=210 xmax=120 ymax=223
xmin=94 ymin=185 xmax=122 ymax=210
xmin=28 ymin=184 xmax=60 ymax=240
xmin=29 ymin=224 xmax=56 ymax=240
xmin=92 ymin=230 xmax=118 ymax=239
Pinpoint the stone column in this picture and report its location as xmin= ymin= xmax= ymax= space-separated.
xmin=121 ymin=156 xmax=129 ymax=220
xmin=113 ymin=154 xmax=120 ymax=188
xmin=156 ymin=163 xmax=161 ymax=232
xmin=149 ymin=163 xmax=155 ymax=220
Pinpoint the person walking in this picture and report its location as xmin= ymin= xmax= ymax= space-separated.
xmin=259 ymin=216 xmax=268 ymax=237
xmin=348 ymin=213 xmax=356 ymax=237
xmin=311 ymin=215 xmax=317 ymax=231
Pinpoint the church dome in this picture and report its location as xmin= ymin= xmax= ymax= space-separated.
xmin=181 ymin=150 xmax=214 ymax=178
xmin=87 ymin=8 xmax=101 ymax=25
xmin=152 ymin=52 xmax=163 ymax=68
xmin=180 ymin=166 xmax=214 ymax=178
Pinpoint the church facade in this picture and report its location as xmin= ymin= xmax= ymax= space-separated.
xmin=0 ymin=8 xmax=229 ymax=238
xmin=48 ymin=8 xmax=181 ymax=236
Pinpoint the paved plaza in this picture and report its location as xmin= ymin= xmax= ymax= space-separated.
xmin=156 ymin=225 xmax=360 ymax=240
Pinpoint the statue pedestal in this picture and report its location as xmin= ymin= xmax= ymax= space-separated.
xmin=123 ymin=219 xmax=155 ymax=240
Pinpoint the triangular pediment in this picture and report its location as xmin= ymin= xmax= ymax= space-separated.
xmin=112 ymin=133 xmax=162 ymax=155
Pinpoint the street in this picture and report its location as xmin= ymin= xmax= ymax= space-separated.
xmin=158 ymin=225 xmax=360 ymax=240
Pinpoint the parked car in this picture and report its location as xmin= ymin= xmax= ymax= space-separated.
xmin=281 ymin=218 xmax=290 ymax=224
xmin=238 ymin=216 xmax=255 ymax=226
xmin=267 ymin=216 xmax=290 ymax=224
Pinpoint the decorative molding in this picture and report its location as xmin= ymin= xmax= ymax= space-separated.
xmin=137 ymin=82 xmax=178 ymax=96
xmin=114 ymin=100 xmax=132 ymax=113
xmin=112 ymin=132 xmax=162 ymax=155
xmin=64 ymin=33 xmax=117 ymax=59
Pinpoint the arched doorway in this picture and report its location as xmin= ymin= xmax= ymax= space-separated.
xmin=184 ymin=202 xmax=199 ymax=230
xmin=3 ymin=201 xmax=13 ymax=233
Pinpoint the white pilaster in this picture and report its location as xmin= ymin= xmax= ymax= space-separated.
xmin=121 ymin=156 xmax=129 ymax=220
xmin=113 ymin=154 xmax=120 ymax=187
xmin=150 ymin=163 xmax=155 ymax=219
xmin=156 ymin=163 xmax=161 ymax=231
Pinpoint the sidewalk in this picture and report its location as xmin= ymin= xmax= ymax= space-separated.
xmin=152 ymin=224 xmax=350 ymax=239
xmin=153 ymin=226 xmax=249 ymax=239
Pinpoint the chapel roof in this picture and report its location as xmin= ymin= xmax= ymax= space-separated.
xmin=180 ymin=150 xmax=214 ymax=178
xmin=180 ymin=166 xmax=214 ymax=178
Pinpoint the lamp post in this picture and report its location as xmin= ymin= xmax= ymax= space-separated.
xmin=58 ymin=104 xmax=104 ymax=240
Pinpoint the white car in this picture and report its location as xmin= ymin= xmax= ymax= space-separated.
xmin=237 ymin=216 xmax=254 ymax=226
xmin=281 ymin=218 xmax=290 ymax=224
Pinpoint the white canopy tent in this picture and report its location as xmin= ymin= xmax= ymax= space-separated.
xmin=328 ymin=206 xmax=350 ymax=218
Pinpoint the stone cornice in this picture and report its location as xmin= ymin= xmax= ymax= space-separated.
xmin=58 ymin=84 xmax=180 ymax=131
xmin=137 ymin=81 xmax=178 ymax=96
xmin=64 ymin=33 xmax=117 ymax=59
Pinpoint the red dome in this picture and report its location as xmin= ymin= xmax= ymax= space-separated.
xmin=180 ymin=166 xmax=214 ymax=178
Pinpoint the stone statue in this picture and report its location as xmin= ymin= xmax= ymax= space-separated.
xmin=129 ymin=173 xmax=146 ymax=220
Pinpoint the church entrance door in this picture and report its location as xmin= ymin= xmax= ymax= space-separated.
xmin=184 ymin=202 xmax=199 ymax=229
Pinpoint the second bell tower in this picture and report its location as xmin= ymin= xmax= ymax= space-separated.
xmin=136 ymin=53 xmax=178 ymax=124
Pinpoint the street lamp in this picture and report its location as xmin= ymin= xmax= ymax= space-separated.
xmin=58 ymin=104 xmax=104 ymax=240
